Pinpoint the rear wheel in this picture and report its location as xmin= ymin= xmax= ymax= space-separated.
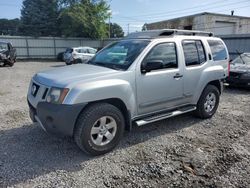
xmin=66 ymin=61 xmax=72 ymax=65
xmin=74 ymin=103 xmax=125 ymax=156
xmin=194 ymin=85 xmax=220 ymax=119
xmin=75 ymin=59 xmax=82 ymax=64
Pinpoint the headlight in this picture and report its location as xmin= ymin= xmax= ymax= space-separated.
xmin=0 ymin=54 xmax=6 ymax=59
xmin=46 ymin=88 xmax=69 ymax=104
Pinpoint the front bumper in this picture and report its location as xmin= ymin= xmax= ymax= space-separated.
xmin=28 ymin=101 xmax=87 ymax=136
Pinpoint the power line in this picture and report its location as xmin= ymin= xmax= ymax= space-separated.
xmin=120 ymin=4 xmax=250 ymax=33
xmin=0 ymin=3 xmax=21 ymax=7
xmin=145 ymin=4 xmax=250 ymax=27
xmin=126 ymin=0 xmax=233 ymax=18
xmin=115 ymin=0 xmax=250 ymax=23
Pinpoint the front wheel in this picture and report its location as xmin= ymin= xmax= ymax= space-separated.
xmin=3 ymin=59 xmax=14 ymax=67
xmin=74 ymin=103 xmax=125 ymax=156
xmin=75 ymin=59 xmax=83 ymax=64
xmin=194 ymin=85 xmax=220 ymax=119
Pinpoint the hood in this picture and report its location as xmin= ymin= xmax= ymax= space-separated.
xmin=0 ymin=49 xmax=7 ymax=53
xmin=34 ymin=64 xmax=118 ymax=87
xmin=230 ymin=63 xmax=250 ymax=73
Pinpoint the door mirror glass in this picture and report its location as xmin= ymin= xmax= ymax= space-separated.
xmin=141 ymin=60 xmax=163 ymax=73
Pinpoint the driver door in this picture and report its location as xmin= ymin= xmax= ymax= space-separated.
xmin=136 ymin=42 xmax=184 ymax=115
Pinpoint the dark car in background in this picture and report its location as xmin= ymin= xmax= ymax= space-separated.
xmin=227 ymin=53 xmax=250 ymax=88
xmin=0 ymin=41 xmax=16 ymax=67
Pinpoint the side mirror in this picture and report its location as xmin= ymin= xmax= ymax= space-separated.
xmin=141 ymin=60 xmax=163 ymax=73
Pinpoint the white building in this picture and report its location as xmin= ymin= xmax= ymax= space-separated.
xmin=145 ymin=12 xmax=250 ymax=35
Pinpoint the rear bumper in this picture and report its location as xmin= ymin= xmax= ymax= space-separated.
xmin=28 ymin=101 xmax=87 ymax=136
xmin=226 ymin=76 xmax=250 ymax=87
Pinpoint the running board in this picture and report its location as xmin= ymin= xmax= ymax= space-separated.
xmin=135 ymin=106 xmax=196 ymax=126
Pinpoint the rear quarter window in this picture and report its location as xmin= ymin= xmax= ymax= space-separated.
xmin=182 ymin=40 xmax=206 ymax=66
xmin=208 ymin=40 xmax=228 ymax=61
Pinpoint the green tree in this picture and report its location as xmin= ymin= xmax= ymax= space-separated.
xmin=142 ymin=24 xmax=147 ymax=31
xmin=19 ymin=0 xmax=59 ymax=36
xmin=0 ymin=19 xmax=20 ymax=35
xmin=59 ymin=0 xmax=110 ymax=39
xmin=107 ymin=23 xmax=124 ymax=38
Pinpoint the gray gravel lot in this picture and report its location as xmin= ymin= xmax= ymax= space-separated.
xmin=0 ymin=61 xmax=250 ymax=188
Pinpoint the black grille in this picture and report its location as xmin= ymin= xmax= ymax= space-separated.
xmin=31 ymin=83 xmax=40 ymax=97
xmin=42 ymin=88 xmax=49 ymax=99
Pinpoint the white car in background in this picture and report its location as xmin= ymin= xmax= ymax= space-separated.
xmin=63 ymin=47 xmax=97 ymax=65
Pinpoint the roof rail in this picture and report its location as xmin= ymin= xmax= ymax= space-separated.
xmin=126 ymin=29 xmax=214 ymax=39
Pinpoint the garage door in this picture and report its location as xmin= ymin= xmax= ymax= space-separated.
xmin=214 ymin=21 xmax=235 ymax=35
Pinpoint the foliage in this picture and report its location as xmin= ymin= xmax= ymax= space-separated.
xmin=142 ymin=24 xmax=147 ymax=31
xmin=59 ymin=0 xmax=110 ymax=39
xmin=107 ymin=23 xmax=124 ymax=38
xmin=19 ymin=0 xmax=59 ymax=37
xmin=7 ymin=0 xmax=120 ymax=39
xmin=0 ymin=19 xmax=20 ymax=36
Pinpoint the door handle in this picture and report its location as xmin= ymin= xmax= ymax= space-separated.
xmin=173 ymin=73 xmax=183 ymax=79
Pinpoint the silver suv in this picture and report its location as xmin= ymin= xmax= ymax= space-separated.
xmin=27 ymin=29 xmax=229 ymax=156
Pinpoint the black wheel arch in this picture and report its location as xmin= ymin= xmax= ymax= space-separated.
xmin=206 ymin=80 xmax=223 ymax=94
xmin=73 ymin=98 xmax=132 ymax=135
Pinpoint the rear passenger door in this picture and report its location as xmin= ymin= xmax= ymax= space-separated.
xmin=182 ymin=40 xmax=208 ymax=99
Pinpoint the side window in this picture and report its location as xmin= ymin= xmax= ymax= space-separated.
xmin=182 ymin=40 xmax=206 ymax=66
xmin=88 ymin=48 xmax=97 ymax=54
xmin=80 ymin=49 xmax=87 ymax=53
xmin=75 ymin=49 xmax=81 ymax=53
xmin=208 ymin=40 xmax=227 ymax=61
xmin=144 ymin=42 xmax=178 ymax=70
xmin=196 ymin=41 xmax=206 ymax=64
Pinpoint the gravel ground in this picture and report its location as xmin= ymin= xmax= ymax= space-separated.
xmin=0 ymin=61 xmax=250 ymax=188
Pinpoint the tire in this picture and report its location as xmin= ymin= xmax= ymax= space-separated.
xmin=66 ymin=61 xmax=72 ymax=65
xmin=8 ymin=60 xmax=14 ymax=67
xmin=3 ymin=59 xmax=14 ymax=67
xmin=194 ymin=85 xmax=220 ymax=119
xmin=74 ymin=103 xmax=125 ymax=156
xmin=75 ymin=59 xmax=82 ymax=64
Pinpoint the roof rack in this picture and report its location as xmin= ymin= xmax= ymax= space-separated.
xmin=126 ymin=29 xmax=214 ymax=39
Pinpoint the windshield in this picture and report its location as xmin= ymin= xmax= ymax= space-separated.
xmin=88 ymin=40 xmax=150 ymax=70
xmin=233 ymin=54 xmax=250 ymax=65
xmin=0 ymin=43 xmax=8 ymax=52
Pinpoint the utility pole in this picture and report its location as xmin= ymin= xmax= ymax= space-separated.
xmin=109 ymin=15 xmax=111 ymax=38
xmin=127 ymin=24 xmax=130 ymax=35
xmin=107 ymin=10 xmax=112 ymax=38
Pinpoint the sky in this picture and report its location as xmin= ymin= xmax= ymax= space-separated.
xmin=0 ymin=0 xmax=250 ymax=34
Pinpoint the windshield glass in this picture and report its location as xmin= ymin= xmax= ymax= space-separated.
xmin=88 ymin=40 xmax=150 ymax=70
xmin=0 ymin=43 xmax=8 ymax=51
xmin=233 ymin=54 xmax=250 ymax=65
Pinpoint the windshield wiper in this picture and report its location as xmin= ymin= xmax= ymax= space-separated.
xmin=89 ymin=61 xmax=124 ymax=71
